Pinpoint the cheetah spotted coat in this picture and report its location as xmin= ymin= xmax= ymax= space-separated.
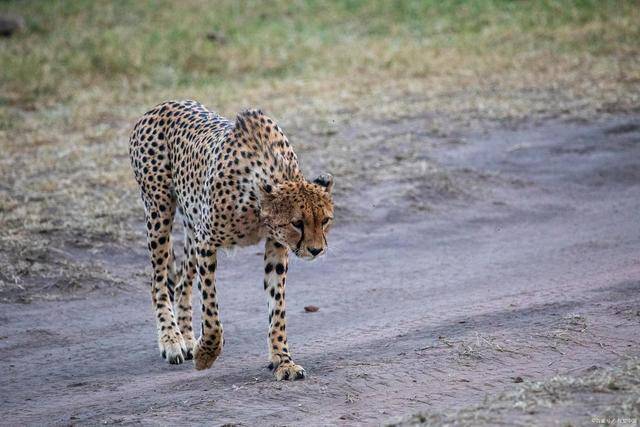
xmin=129 ymin=100 xmax=334 ymax=380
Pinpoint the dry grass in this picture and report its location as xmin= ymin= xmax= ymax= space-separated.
xmin=0 ymin=0 xmax=639 ymax=300
xmin=399 ymin=314 xmax=640 ymax=425
xmin=0 ymin=238 xmax=128 ymax=302
xmin=430 ymin=332 xmax=524 ymax=366
xmin=533 ymin=313 xmax=624 ymax=360
xmin=395 ymin=358 xmax=640 ymax=426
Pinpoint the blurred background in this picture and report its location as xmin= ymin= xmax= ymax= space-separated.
xmin=2 ymin=1 xmax=638 ymax=113
xmin=1 ymin=0 xmax=637 ymax=244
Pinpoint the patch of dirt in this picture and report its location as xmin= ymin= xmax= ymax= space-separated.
xmin=0 ymin=115 xmax=639 ymax=425
xmin=0 ymin=232 xmax=134 ymax=303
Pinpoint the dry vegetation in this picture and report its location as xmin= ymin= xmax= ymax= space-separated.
xmin=1 ymin=0 xmax=638 ymax=301
xmin=1 ymin=0 xmax=637 ymax=237
xmin=395 ymin=358 xmax=640 ymax=426
xmin=400 ymin=311 xmax=640 ymax=425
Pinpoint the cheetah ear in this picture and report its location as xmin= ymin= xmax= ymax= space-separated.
xmin=312 ymin=173 xmax=334 ymax=193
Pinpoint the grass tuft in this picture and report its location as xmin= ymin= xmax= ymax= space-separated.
xmin=394 ymin=358 xmax=640 ymax=426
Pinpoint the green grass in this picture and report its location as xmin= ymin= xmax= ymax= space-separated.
xmin=1 ymin=0 xmax=638 ymax=109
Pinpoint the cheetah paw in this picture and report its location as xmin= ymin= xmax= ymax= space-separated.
xmin=159 ymin=335 xmax=188 ymax=365
xmin=193 ymin=338 xmax=222 ymax=370
xmin=181 ymin=337 xmax=196 ymax=361
xmin=272 ymin=362 xmax=306 ymax=381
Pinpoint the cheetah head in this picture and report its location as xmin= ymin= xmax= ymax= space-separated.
xmin=260 ymin=174 xmax=334 ymax=260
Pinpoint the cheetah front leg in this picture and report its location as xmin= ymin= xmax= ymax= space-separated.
xmin=264 ymin=238 xmax=305 ymax=380
xmin=192 ymin=240 xmax=224 ymax=370
xmin=141 ymin=200 xmax=188 ymax=365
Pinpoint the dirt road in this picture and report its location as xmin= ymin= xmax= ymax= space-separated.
xmin=1 ymin=116 xmax=639 ymax=425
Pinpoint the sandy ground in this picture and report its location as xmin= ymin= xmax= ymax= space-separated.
xmin=1 ymin=115 xmax=639 ymax=426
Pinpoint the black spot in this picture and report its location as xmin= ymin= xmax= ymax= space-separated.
xmin=265 ymin=263 xmax=273 ymax=274
xmin=275 ymin=263 xmax=285 ymax=275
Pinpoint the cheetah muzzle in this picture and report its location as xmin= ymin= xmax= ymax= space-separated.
xmin=129 ymin=100 xmax=334 ymax=380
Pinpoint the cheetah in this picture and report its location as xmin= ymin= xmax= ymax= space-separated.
xmin=129 ymin=100 xmax=334 ymax=380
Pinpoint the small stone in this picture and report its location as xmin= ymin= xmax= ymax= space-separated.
xmin=205 ymin=31 xmax=227 ymax=44
xmin=0 ymin=15 xmax=25 ymax=37
xmin=304 ymin=305 xmax=319 ymax=312
xmin=513 ymin=376 xmax=524 ymax=383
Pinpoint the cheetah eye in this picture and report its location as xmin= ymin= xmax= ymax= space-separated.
xmin=292 ymin=220 xmax=304 ymax=230
xmin=322 ymin=217 xmax=332 ymax=226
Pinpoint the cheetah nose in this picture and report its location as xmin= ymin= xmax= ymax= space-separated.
xmin=308 ymin=247 xmax=322 ymax=256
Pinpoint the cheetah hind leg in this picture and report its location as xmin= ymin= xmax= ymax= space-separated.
xmin=165 ymin=244 xmax=198 ymax=362
xmin=155 ymin=242 xmax=189 ymax=364
xmin=144 ymin=207 xmax=188 ymax=365
xmin=167 ymin=247 xmax=180 ymax=304
xmin=172 ymin=226 xmax=198 ymax=360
